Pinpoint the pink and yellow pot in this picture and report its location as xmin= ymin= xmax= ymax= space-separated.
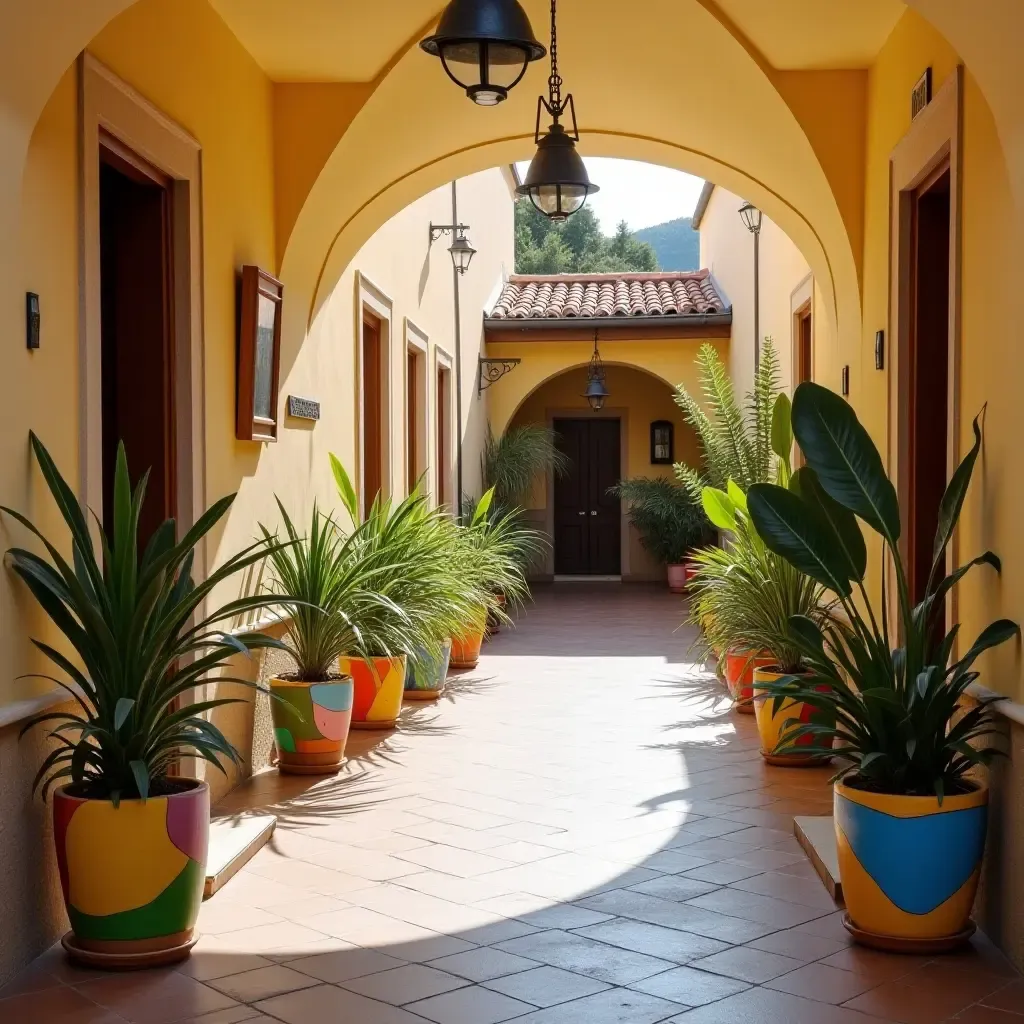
xmin=723 ymin=648 xmax=773 ymax=714
xmin=753 ymin=667 xmax=833 ymax=766
xmin=54 ymin=781 xmax=209 ymax=960
xmin=339 ymin=654 xmax=407 ymax=729
xmin=270 ymin=675 xmax=354 ymax=774
xmin=835 ymin=781 xmax=987 ymax=948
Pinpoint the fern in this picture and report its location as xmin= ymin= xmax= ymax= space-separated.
xmin=674 ymin=338 xmax=782 ymax=499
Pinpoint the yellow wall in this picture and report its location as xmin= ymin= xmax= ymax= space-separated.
xmin=508 ymin=363 xmax=702 ymax=580
xmin=699 ymin=185 xmax=812 ymax=397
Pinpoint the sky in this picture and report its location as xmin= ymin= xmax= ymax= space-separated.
xmin=515 ymin=157 xmax=706 ymax=234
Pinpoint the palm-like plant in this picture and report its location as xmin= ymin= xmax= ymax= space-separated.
xmin=674 ymin=338 xmax=781 ymax=501
xmin=610 ymin=477 xmax=713 ymax=565
xmin=17 ymin=434 xmax=283 ymax=803
xmin=483 ymin=425 xmax=570 ymax=511
xmin=747 ymin=381 xmax=1019 ymax=797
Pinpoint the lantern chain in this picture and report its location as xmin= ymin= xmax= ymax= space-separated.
xmin=547 ymin=0 xmax=563 ymax=117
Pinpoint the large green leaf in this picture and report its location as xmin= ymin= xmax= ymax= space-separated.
xmin=791 ymin=467 xmax=867 ymax=582
xmin=930 ymin=410 xmax=982 ymax=584
xmin=747 ymin=483 xmax=854 ymax=596
xmin=791 ymin=382 xmax=900 ymax=542
xmin=771 ymin=393 xmax=793 ymax=464
xmin=702 ymin=487 xmax=737 ymax=532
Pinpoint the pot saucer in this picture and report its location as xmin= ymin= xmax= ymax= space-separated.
xmin=842 ymin=913 xmax=975 ymax=953
xmin=61 ymin=931 xmax=198 ymax=970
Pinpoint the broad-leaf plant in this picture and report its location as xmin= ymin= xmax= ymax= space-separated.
xmin=16 ymin=434 xmax=284 ymax=804
xmin=747 ymin=382 xmax=1019 ymax=798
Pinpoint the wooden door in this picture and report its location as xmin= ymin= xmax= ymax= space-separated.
xmin=98 ymin=140 xmax=175 ymax=547
xmin=553 ymin=419 xmax=621 ymax=575
xmin=906 ymin=162 xmax=951 ymax=605
xmin=362 ymin=315 xmax=382 ymax=516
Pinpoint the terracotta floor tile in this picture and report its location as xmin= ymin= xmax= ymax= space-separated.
xmin=766 ymin=962 xmax=879 ymax=1004
xmin=730 ymin=871 xmax=840 ymax=910
xmin=982 ymin=979 xmax=1024 ymax=1013
xmin=405 ymin=984 xmax=537 ymax=1023
xmin=511 ymin=987 xmax=686 ymax=1023
xmin=196 ymin=900 xmax=284 ymax=936
xmin=395 ymin=821 xmax=516 ymax=852
xmin=74 ymin=972 xmax=239 ymax=1023
xmin=485 ymin=840 xmax=561 ymax=864
xmin=689 ymin=946 xmax=806 ymax=984
xmin=629 ymin=964 xmax=751 ymax=1005
xmin=0 ymin=986 xmax=126 ymax=1024
xmin=211 ymin=921 xmax=332 ymax=956
xmin=683 ymin=861 xmax=765 ymax=885
xmin=949 ymin=1006 xmax=1024 ymax=1022
xmin=842 ymin=969 xmax=1004 ymax=1024
xmin=340 ymin=964 xmax=470 ymax=1004
xmin=746 ymin=928 xmax=850 ymax=963
xmin=686 ymin=887 xmax=830 ymax=928
xmin=574 ymin=918 xmax=728 ymax=964
xmin=427 ymin=947 xmax=540 ymax=982
xmin=666 ymin=982 xmax=892 ymax=1022
xmin=174 ymin=1007 xmax=260 ymax=1024
xmin=287 ymin=945 xmax=407 ymax=983
xmin=627 ymin=874 xmax=721 ymax=902
xmin=256 ymin=983 xmax=426 ymax=1023
xmin=481 ymin=965 xmax=610 ymax=1007
xmin=818 ymin=947 xmax=929 ymax=984
xmin=204 ymin=964 xmax=320 ymax=1002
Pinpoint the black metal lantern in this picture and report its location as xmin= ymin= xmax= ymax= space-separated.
xmin=583 ymin=333 xmax=608 ymax=411
xmin=738 ymin=201 xmax=762 ymax=235
xmin=420 ymin=0 xmax=546 ymax=107
xmin=448 ymin=231 xmax=477 ymax=275
xmin=516 ymin=0 xmax=598 ymax=221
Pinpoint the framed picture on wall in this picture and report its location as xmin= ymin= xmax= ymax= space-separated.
xmin=650 ymin=420 xmax=674 ymax=464
xmin=236 ymin=265 xmax=283 ymax=442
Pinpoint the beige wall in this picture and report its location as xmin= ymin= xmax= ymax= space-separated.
xmin=698 ymin=185 xmax=813 ymax=398
xmin=505 ymin=359 xmax=706 ymax=582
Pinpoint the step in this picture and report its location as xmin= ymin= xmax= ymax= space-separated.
xmin=204 ymin=814 xmax=276 ymax=898
xmin=794 ymin=815 xmax=843 ymax=903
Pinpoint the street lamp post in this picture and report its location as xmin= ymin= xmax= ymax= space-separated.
xmin=739 ymin=201 xmax=763 ymax=370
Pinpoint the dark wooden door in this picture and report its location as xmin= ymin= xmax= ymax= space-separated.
xmin=553 ymin=419 xmax=621 ymax=575
xmin=99 ymin=140 xmax=175 ymax=547
xmin=362 ymin=314 xmax=382 ymax=517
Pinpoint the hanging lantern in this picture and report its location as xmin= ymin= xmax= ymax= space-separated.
xmin=584 ymin=333 xmax=608 ymax=412
xmin=516 ymin=0 xmax=599 ymax=221
xmin=448 ymin=230 xmax=477 ymax=275
xmin=420 ymin=0 xmax=546 ymax=107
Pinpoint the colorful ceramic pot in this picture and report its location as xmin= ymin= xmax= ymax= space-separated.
xmin=404 ymin=640 xmax=453 ymax=701
xmin=723 ymin=648 xmax=773 ymax=714
xmin=54 ymin=781 xmax=209 ymax=957
xmin=667 ymin=563 xmax=687 ymax=594
xmin=451 ymin=614 xmax=486 ymax=669
xmin=753 ymin=667 xmax=833 ymax=766
xmin=339 ymin=654 xmax=407 ymax=729
xmin=270 ymin=675 xmax=353 ymax=774
xmin=835 ymin=780 xmax=987 ymax=946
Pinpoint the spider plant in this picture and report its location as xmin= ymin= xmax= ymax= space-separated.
xmin=747 ymin=381 xmax=1019 ymax=797
xmin=482 ymin=424 xmax=570 ymax=511
xmin=674 ymin=337 xmax=781 ymax=501
xmin=16 ymin=434 xmax=283 ymax=803
xmin=610 ymin=477 xmax=713 ymax=566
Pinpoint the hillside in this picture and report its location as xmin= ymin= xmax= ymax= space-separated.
xmin=634 ymin=217 xmax=700 ymax=271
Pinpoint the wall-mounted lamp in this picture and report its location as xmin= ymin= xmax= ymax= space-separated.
xmin=841 ymin=365 xmax=850 ymax=396
xmin=875 ymin=330 xmax=885 ymax=370
xmin=429 ymin=222 xmax=477 ymax=275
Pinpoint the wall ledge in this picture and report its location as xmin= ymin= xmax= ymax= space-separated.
xmin=0 ymin=687 xmax=77 ymax=733
xmin=966 ymin=681 xmax=1024 ymax=729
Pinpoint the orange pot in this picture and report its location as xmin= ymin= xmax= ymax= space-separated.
xmin=723 ymin=648 xmax=774 ymax=713
xmin=451 ymin=619 xmax=486 ymax=669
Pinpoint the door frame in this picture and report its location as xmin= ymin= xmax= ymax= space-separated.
xmin=355 ymin=272 xmax=393 ymax=508
xmin=545 ymin=407 xmax=630 ymax=579
xmin=80 ymin=54 xmax=204 ymax=562
xmin=888 ymin=64 xmax=962 ymax=633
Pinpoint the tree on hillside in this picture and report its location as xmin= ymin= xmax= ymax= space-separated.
xmin=514 ymin=200 xmax=659 ymax=274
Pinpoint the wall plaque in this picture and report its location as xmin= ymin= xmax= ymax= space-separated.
xmin=287 ymin=395 xmax=321 ymax=421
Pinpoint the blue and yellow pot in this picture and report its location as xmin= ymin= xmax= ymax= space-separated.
xmin=835 ymin=780 xmax=987 ymax=943
xmin=404 ymin=640 xmax=452 ymax=701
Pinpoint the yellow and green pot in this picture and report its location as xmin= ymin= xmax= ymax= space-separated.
xmin=339 ymin=654 xmax=407 ymax=729
xmin=270 ymin=675 xmax=354 ymax=774
xmin=753 ymin=667 xmax=833 ymax=766
xmin=835 ymin=780 xmax=988 ymax=947
xmin=404 ymin=641 xmax=452 ymax=701
xmin=54 ymin=780 xmax=209 ymax=959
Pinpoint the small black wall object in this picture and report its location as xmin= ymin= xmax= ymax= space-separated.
xmin=26 ymin=293 xmax=40 ymax=350
xmin=841 ymin=365 xmax=850 ymax=396
xmin=875 ymin=329 xmax=885 ymax=370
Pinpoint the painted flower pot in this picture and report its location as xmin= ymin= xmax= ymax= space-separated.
xmin=404 ymin=640 xmax=453 ymax=701
xmin=339 ymin=654 xmax=407 ymax=729
xmin=270 ymin=675 xmax=353 ymax=774
xmin=451 ymin=614 xmax=486 ymax=669
xmin=723 ymin=648 xmax=773 ymax=714
xmin=667 ymin=563 xmax=688 ymax=594
xmin=54 ymin=780 xmax=209 ymax=962
xmin=835 ymin=780 xmax=988 ymax=949
xmin=753 ymin=667 xmax=833 ymax=766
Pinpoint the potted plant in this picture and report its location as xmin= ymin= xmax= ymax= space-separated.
xmin=260 ymin=501 xmax=391 ymax=772
xmin=331 ymin=457 xmax=478 ymax=725
xmin=16 ymin=436 xmax=281 ymax=967
xmin=450 ymin=490 xmax=539 ymax=669
xmin=611 ymin=477 xmax=713 ymax=592
xmin=748 ymin=381 xmax=1018 ymax=950
xmin=482 ymin=424 xmax=570 ymax=510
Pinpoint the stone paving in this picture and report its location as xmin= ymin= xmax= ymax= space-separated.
xmin=3 ymin=585 xmax=1022 ymax=1023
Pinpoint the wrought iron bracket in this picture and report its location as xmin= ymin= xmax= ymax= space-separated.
xmin=429 ymin=222 xmax=471 ymax=244
xmin=478 ymin=357 xmax=522 ymax=395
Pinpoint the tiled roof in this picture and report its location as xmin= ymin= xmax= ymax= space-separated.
xmin=486 ymin=271 xmax=729 ymax=323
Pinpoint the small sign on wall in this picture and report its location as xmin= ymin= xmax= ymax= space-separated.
xmin=650 ymin=420 xmax=674 ymax=465
xmin=287 ymin=395 xmax=321 ymax=421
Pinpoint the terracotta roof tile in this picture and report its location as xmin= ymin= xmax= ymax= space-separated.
xmin=487 ymin=271 xmax=728 ymax=323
